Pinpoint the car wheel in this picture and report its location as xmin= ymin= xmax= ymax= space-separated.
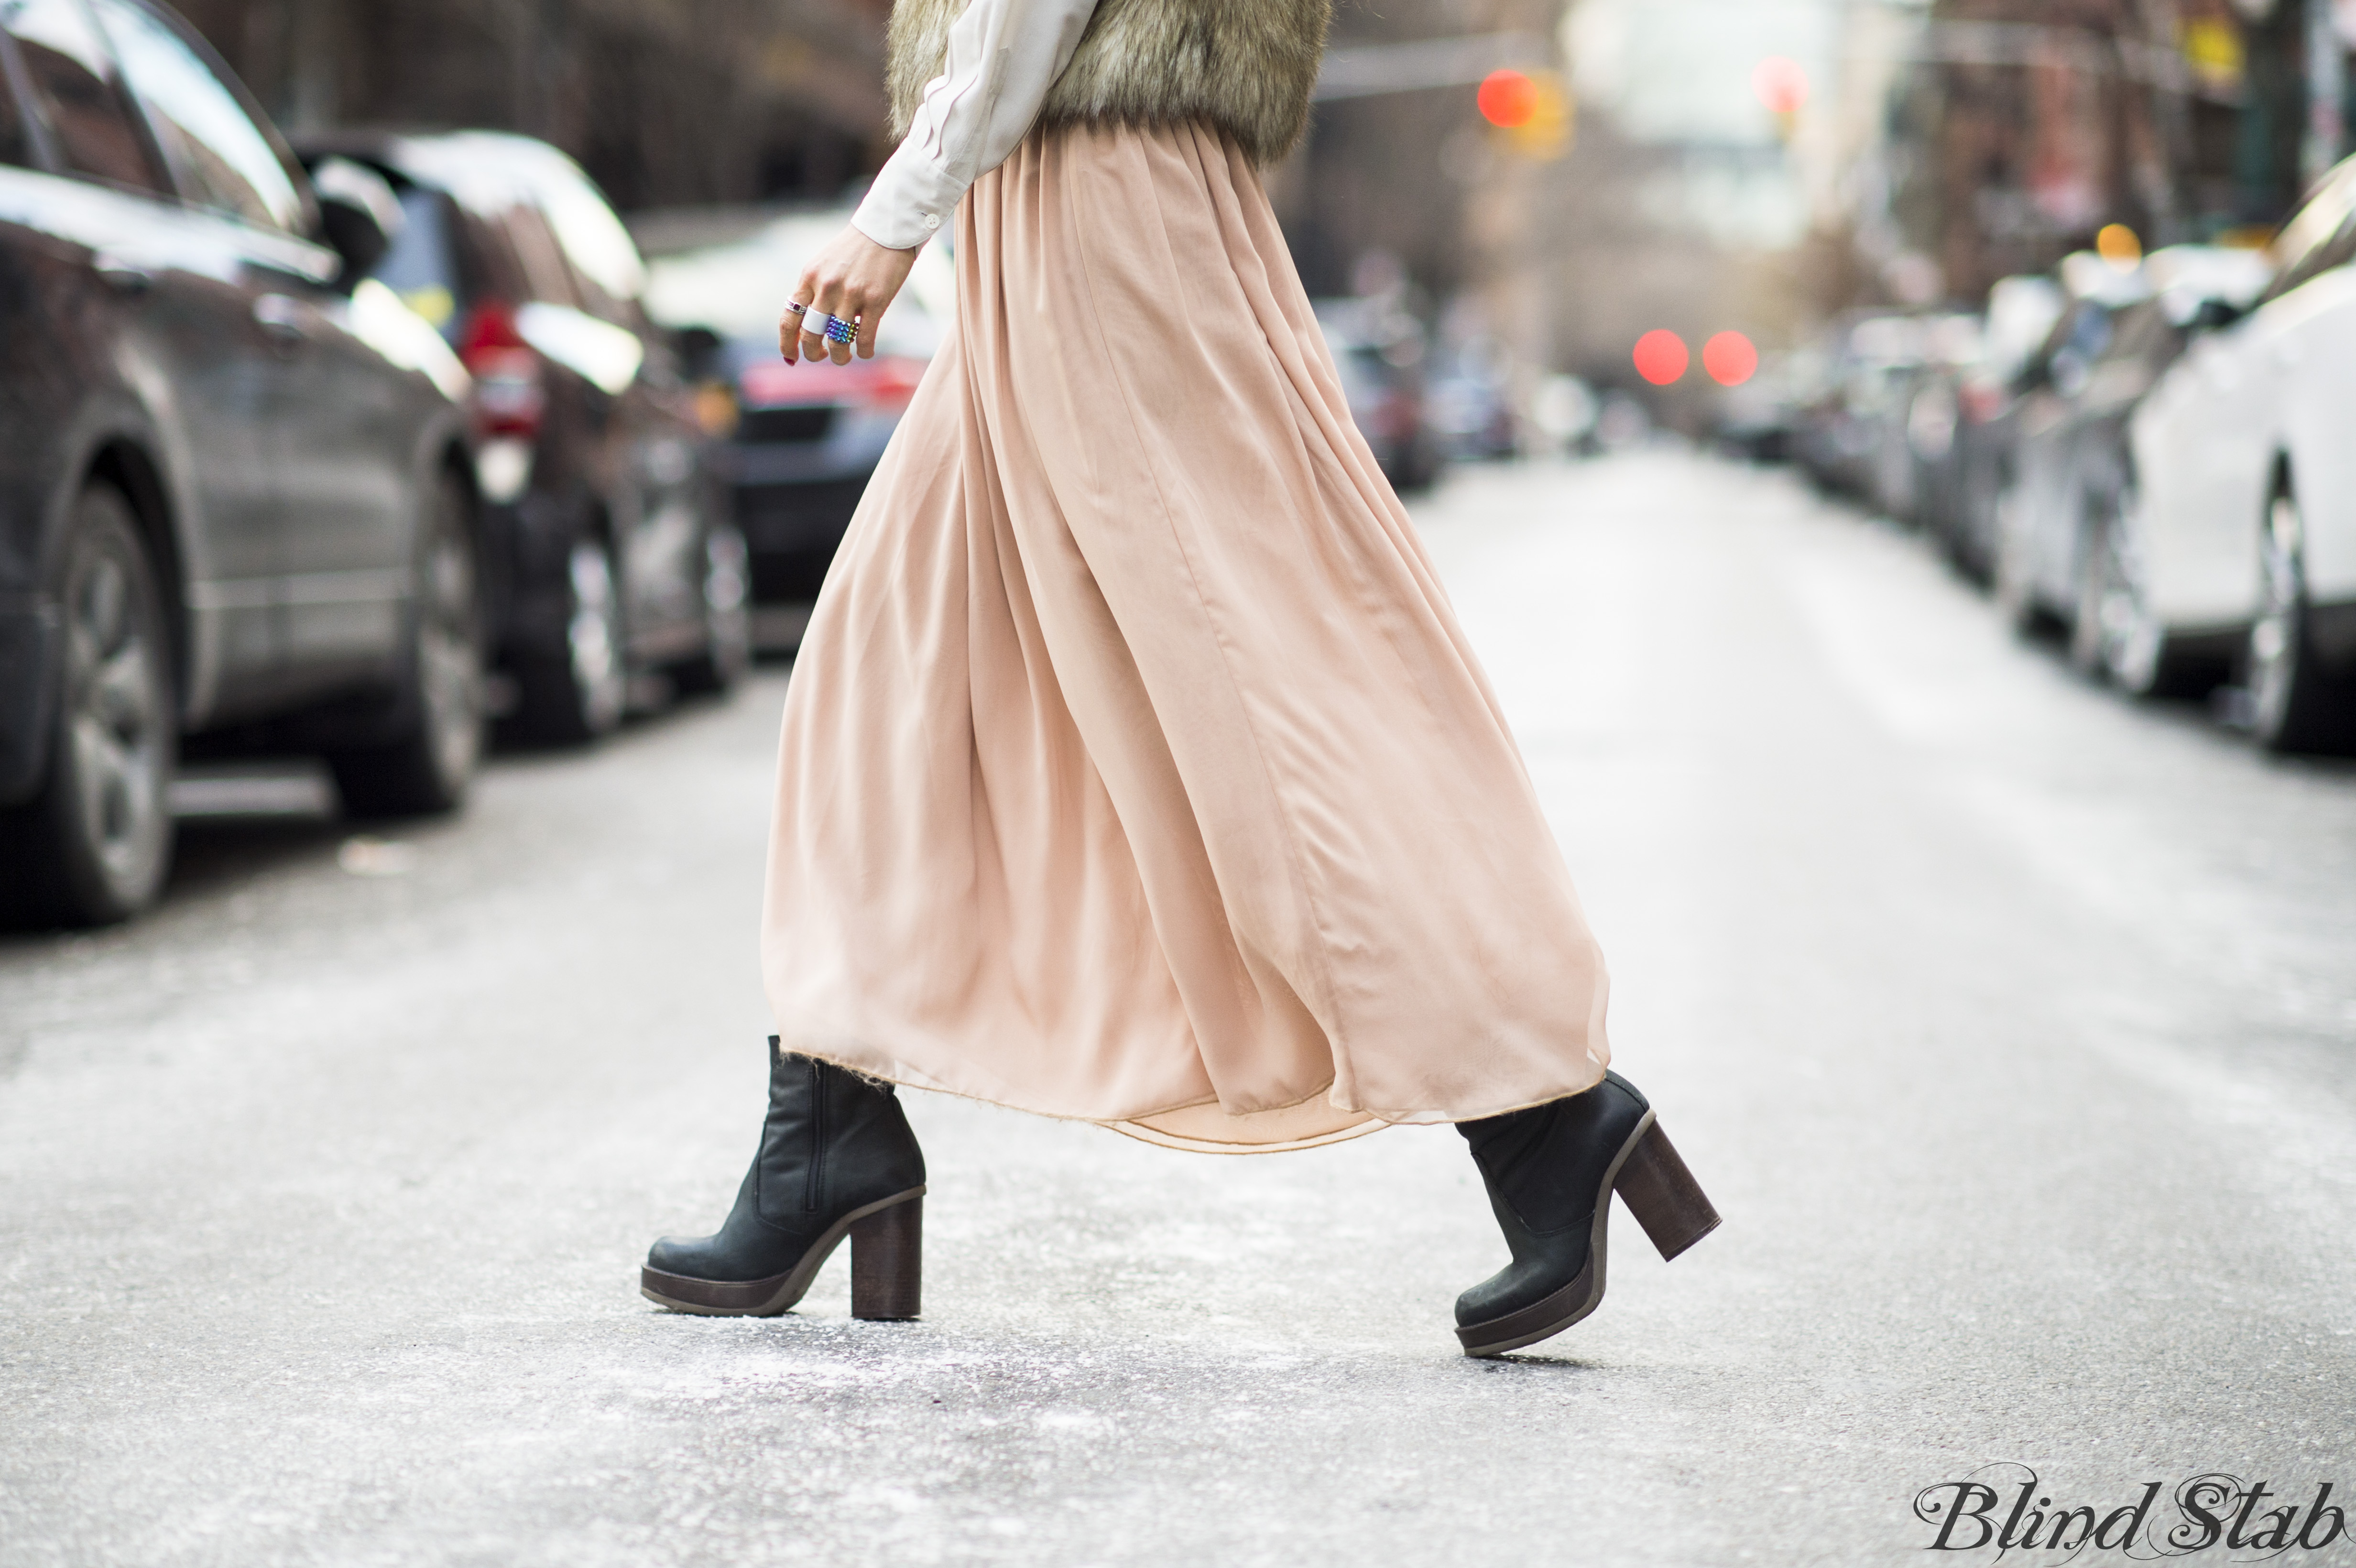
xmin=2078 ymin=485 xmax=2198 ymax=698
xmin=1991 ymin=475 xmax=2041 ymax=632
xmin=327 ymin=471 xmax=486 ymax=815
xmin=2072 ymin=489 xmax=2135 ymax=680
xmin=1950 ymin=455 xmax=2001 ymax=585
xmin=669 ymin=523 xmax=751 ymax=697
xmin=2247 ymin=487 xmax=2354 ymax=754
xmin=2068 ymin=497 xmax=2110 ymax=677
xmin=0 ymin=483 xmax=177 ymax=926
xmin=512 ymin=534 xmax=628 ymax=743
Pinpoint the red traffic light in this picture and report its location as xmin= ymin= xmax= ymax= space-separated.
xmin=1633 ymin=330 xmax=1689 ymax=386
xmin=1478 ymin=70 xmax=1540 ymax=130
xmin=1704 ymin=332 xmax=1759 ymax=387
xmin=1752 ymin=56 xmax=1809 ymax=116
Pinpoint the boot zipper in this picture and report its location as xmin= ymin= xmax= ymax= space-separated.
xmin=806 ymin=1058 xmax=825 ymax=1214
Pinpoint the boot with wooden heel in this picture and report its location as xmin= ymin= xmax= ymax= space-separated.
xmin=1454 ymin=1070 xmax=1719 ymax=1358
xmin=642 ymin=1038 xmax=926 ymax=1320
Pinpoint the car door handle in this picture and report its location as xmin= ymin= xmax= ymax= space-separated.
xmin=253 ymin=294 xmax=310 ymax=348
xmin=92 ymin=254 xmax=153 ymax=294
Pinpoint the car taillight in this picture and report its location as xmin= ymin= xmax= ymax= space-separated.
xmin=459 ymin=300 xmax=545 ymax=440
xmin=855 ymin=357 xmax=927 ymax=412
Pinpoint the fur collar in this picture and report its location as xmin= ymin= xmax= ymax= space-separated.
xmin=887 ymin=0 xmax=1331 ymax=166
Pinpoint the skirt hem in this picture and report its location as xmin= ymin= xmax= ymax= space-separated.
xmin=773 ymin=1029 xmax=1608 ymax=1155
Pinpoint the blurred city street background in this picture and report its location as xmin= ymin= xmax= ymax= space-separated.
xmin=7 ymin=0 xmax=2356 ymax=1560
xmin=5 ymin=456 xmax=2355 ymax=1564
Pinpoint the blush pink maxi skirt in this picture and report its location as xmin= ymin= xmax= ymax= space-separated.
xmin=760 ymin=120 xmax=1612 ymax=1153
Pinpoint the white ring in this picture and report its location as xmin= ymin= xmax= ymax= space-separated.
xmin=784 ymin=300 xmax=808 ymax=317
xmin=802 ymin=312 xmax=837 ymax=340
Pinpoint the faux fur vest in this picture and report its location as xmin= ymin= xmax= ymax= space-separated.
xmin=886 ymin=0 xmax=1331 ymax=167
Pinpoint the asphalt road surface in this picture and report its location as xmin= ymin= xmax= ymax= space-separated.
xmin=6 ymin=452 xmax=2355 ymax=1567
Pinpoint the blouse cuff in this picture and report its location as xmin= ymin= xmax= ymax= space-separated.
xmin=851 ymin=143 xmax=968 ymax=250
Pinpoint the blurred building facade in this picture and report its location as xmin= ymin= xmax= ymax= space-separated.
xmin=179 ymin=0 xmax=893 ymax=209
xmin=1895 ymin=0 xmax=2341 ymax=306
xmin=1489 ymin=0 xmax=2356 ymax=403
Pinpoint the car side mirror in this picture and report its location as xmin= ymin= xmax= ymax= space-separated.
xmin=2190 ymin=296 xmax=2246 ymax=334
xmin=310 ymin=157 xmax=404 ymax=291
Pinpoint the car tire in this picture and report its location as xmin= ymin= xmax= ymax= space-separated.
xmin=2082 ymin=485 xmax=2208 ymax=699
xmin=2247 ymin=486 xmax=2355 ymax=755
xmin=0 ymin=483 xmax=177 ymax=926
xmin=510 ymin=534 xmax=628 ymax=744
xmin=1949 ymin=454 xmax=2001 ymax=586
xmin=669 ymin=523 xmax=751 ymax=697
xmin=2068 ymin=495 xmax=2110 ymax=677
xmin=326 ymin=470 xmax=486 ymax=816
xmin=1992 ymin=475 xmax=2042 ymax=633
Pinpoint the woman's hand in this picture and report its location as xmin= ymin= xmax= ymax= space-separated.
xmin=781 ymin=227 xmax=922 ymax=366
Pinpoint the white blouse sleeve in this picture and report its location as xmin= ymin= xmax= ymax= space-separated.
xmin=852 ymin=0 xmax=1102 ymax=250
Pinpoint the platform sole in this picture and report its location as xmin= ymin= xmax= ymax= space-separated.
xmin=641 ymin=1186 xmax=925 ymax=1319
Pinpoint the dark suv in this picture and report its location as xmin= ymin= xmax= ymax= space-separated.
xmin=296 ymin=130 xmax=747 ymax=741
xmin=0 ymin=0 xmax=480 ymax=926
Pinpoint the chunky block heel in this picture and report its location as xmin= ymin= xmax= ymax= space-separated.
xmin=1613 ymin=1122 xmax=1719 ymax=1261
xmin=643 ymin=1041 xmax=928 ymax=1318
xmin=851 ymin=1194 xmax=923 ymax=1320
xmin=1453 ymin=1071 xmax=1719 ymax=1357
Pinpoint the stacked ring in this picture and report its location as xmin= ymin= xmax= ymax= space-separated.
xmin=824 ymin=315 xmax=855 ymax=346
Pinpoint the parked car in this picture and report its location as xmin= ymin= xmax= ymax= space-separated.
xmin=1991 ymin=246 xmax=2269 ymax=675
xmin=1914 ymin=275 xmax=2064 ymax=580
xmin=2120 ymin=158 xmax=2356 ymax=750
xmin=641 ymin=210 xmax=953 ymax=609
xmin=1713 ymin=350 xmax=1809 ymax=464
xmin=294 ymin=129 xmax=747 ymax=741
xmin=1860 ymin=313 xmax=1977 ymax=525
xmin=1313 ymin=299 xmax=1439 ymax=493
xmin=1792 ymin=313 xmax=1923 ymax=507
xmin=1528 ymin=373 xmax=1600 ymax=457
xmin=0 ymin=0 xmax=481 ymax=927
xmin=1425 ymin=340 xmax=1517 ymax=462
xmin=1883 ymin=314 xmax=1980 ymax=532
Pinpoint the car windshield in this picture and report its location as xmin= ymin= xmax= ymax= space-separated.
xmin=1 ymin=0 xmax=164 ymax=192
xmin=524 ymin=153 xmax=645 ymax=311
xmin=372 ymin=185 xmax=460 ymax=337
xmin=2102 ymin=300 xmax=2173 ymax=368
xmin=93 ymin=0 xmax=302 ymax=232
xmin=2259 ymin=164 xmax=2356 ymax=303
xmin=0 ymin=29 xmax=30 ymax=168
xmin=2270 ymin=164 xmax=2356 ymax=277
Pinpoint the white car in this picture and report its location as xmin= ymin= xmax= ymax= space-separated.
xmin=2120 ymin=157 xmax=2356 ymax=751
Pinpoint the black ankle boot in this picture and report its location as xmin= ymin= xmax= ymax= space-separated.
xmin=1453 ymin=1070 xmax=1719 ymax=1357
xmin=642 ymin=1038 xmax=927 ymax=1319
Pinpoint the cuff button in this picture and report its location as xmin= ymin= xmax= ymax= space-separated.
xmin=922 ymin=213 xmax=941 ymax=230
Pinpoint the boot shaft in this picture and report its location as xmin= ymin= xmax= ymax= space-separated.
xmin=1458 ymin=1071 xmax=1649 ymax=1234
xmin=754 ymin=1039 xmax=925 ymax=1229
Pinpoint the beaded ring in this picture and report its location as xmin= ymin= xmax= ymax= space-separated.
xmin=824 ymin=315 xmax=855 ymax=346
